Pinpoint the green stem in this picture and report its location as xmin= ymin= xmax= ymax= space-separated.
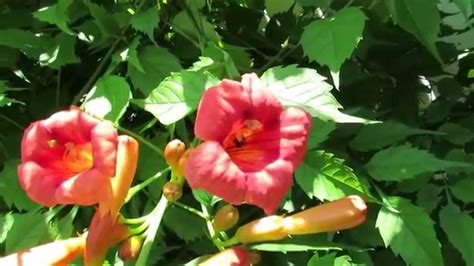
xmin=115 ymin=124 xmax=164 ymax=157
xmin=173 ymin=201 xmax=208 ymax=220
xmin=136 ymin=195 xmax=169 ymax=266
xmin=72 ymin=38 xmax=121 ymax=106
xmin=0 ymin=113 xmax=24 ymax=130
xmin=125 ymin=167 xmax=171 ymax=203
xmin=201 ymin=204 xmax=224 ymax=251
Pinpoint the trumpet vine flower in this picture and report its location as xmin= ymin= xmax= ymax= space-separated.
xmin=18 ymin=107 xmax=118 ymax=206
xmin=185 ymin=73 xmax=311 ymax=214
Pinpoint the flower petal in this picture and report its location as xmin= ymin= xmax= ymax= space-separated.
xmin=21 ymin=122 xmax=64 ymax=167
xmin=185 ymin=141 xmax=247 ymax=204
xmin=91 ymin=122 xmax=118 ymax=176
xmin=241 ymin=73 xmax=283 ymax=123
xmin=278 ymin=107 xmax=312 ymax=167
xmin=41 ymin=108 xmax=98 ymax=144
xmin=17 ymin=161 xmax=64 ymax=206
xmin=245 ymin=159 xmax=294 ymax=214
xmin=55 ymin=169 xmax=111 ymax=205
xmin=194 ymin=79 xmax=251 ymax=142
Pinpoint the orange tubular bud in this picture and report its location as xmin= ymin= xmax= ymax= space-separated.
xmin=99 ymin=135 xmax=139 ymax=218
xmin=162 ymin=181 xmax=183 ymax=202
xmin=199 ymin=246 xmax=250 ymax=266
xmin=164 ymin=139 xmax=186 ymax=168
xmin=213 ymin=205 xmax=239 ymax=232
xmin=85 ymin=210 xmax=131 ymax=266
xmin=118 ymin=236 xmax=143 ymax=262
xmin=175 ymin=148 xmax=193 ymax=177
xmin=0 ymin=236 xmax=86 ymax=266
xmin=282 ymin=195 xmax=367 ymax=235
xmin=234 ymin=215 xmax=287 ymax=244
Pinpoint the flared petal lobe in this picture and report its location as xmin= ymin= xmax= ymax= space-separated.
xmin=18 ymin=108 xmax=118 ymax=206
xmin=186 ymin=73 xmax=311 ymax=214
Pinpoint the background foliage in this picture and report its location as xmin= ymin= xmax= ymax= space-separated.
xmin=0 ymin=0 xmax=473 ymax=265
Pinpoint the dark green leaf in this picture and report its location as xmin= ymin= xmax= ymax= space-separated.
xmin=40 ymin=33 xmax=79 ymax=69
xmin=351 ymin=121 xmax=443 ymax=151
xmin=384 ymin=0 xmax=441 ymax=60
xmin=453 ymin=0 xmax=472 ymax=18
xmin=163 ymin=205 xmax=207 ymax=242
xmin=300 ymin=7 xmax=366 ymax=71
xmin=450 ymin=178 xmax=474 ymax=203
xmin=376 ymin=197 xmax=443 ymax=266
xmin=306 ymin=118 xmax=336 ymax=150
xmin=438 ymin=123 xmax=473 ymax=145
xmin=84 ymin=75 xmax=132 ymax=123
xmin=33 ymin=0 xmax=74 ymax=34
xmin=131 ymin=8 xmax=159 ymax=43
xmin=0 ymin=160 xmax=39 ymax=211
xmin=439 ymin=203 xmax=474 ymax=266
xmin=83 ymin=0 xmax=121 ymax=36
xmin=6 ymin=212 xmax=51 ymax=253
xmin=128 ymin=45 xmax=182 ymax=95
xmin=416 ymin=184 xmax=442 ymax=213
xmin=266 ymin=0 xmax=294 ymax=16
xmin=366 ymin=145 xmax=471 ymax=181
xmin=0 ymin=29 xmax=50 ymax=58
xmin=133 ymin=71 xmax=218 ymax=125
xmin=248 ymin=235 xmax=360 ymax=252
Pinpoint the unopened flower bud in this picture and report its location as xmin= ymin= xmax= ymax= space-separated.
xmin=282 ymin=195 xmax=367 ymax=235
xmin=175 ymin=148 xmax=193 ymax=177
xmin=199 ymin=246 xmax=250 ymax=266
xmin=234 ymin=215 xmax=287 ymax=244
xmin=164 ymin=139 xmax=186 ymax=168
xmin=162 ymin=181 xmax=183 ymax=202
xmin=118 ymin=236 xmax=143 ymax=261
xmin=213 ymin=205 xmax=239 ymax=232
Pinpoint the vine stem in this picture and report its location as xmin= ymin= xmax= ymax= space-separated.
xmin=173 ymin=201 xmax=208 ymax=220
xmin=136 ymin=195 xmax=169 ymax=266
xmin=72 ymin=38 xmax=121 ymax=106
xmin=201 ymin=204 xmax=224 ymax=251
xmin=115 ymin=124 xmax=164 ymax=157
xmin=125 ymin=167 xmax=171 ymax=203
xmin=0 ymin=113 xmax=24 ymax=130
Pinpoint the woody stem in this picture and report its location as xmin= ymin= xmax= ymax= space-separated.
xmin=135 ymin=195 xmax=169 ymax=266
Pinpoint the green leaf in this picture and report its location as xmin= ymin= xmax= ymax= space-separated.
xmin=83 ymin=0 xmax=121 ymax=36
xmin=307 ymin=253 xmax=337 ymax=266
xmin=468 ymin=69 xmax=474 ymax=78
xmin=131 ymin=8 xmax=159 ymax=43
xmin=6 ymin=212 xmax=51 ymax=253
xmin=124 ymin=37 xmax=145 ymax=73
xmin=0 ymin=160 xmax=39 ymax=211
xmin=0 ymin=81 xmax=25 ymax=107
xmin=84 ymin=75 xmax=131 ymax=123
xmin=306 ymin=118 xmax=336 ymax=150
xmin=163 ymin=205 xmax=207 ymax=242
xmin=365 ymin=145 xmax=471 ymax=181
xmin=128 ymin=45 xmax=182 ymax=95
xmin=202 ymin=42 xmax=239 ymax=79
xmin=192 ymin=189 xmax=219 ymax=208
xmin=438 ymin=123 xmax=474 ymax=145
xmin=171 ymin=10 xmax=220 ymax=46
xmin=295 ymin=150 xmax=372 ymax=201
xmin=416 ymin=184 xmax=442 ymax=214
xmin=376 ymin=197 xmax=443 ymax=266
xmin=33 ymin=0 xmax=74 ymax=34
xmin=439 ymin=203 xmax=474 ymax=266
xmin=450 ymin=178 xmax=474 ymax=203
xmin=300 ymin=7 xmax=366 ymax=71
xmin=0 ymin=29 xmax=50 ymax=58
xmin=453 ymin=0 xmax=472 ymax=19
xmin=133 ymin=71 xmax=218 ymax=125
xmin=266 ymin=0 xmax=294 ymax=16
xmin=351 ymin=121 xmax=442 ymax=151
xmin=383 ymin=0 xmax=441 ymax=60
xmin=39 ymin=33 xmax=80 ymax=69
xmin=261 ymin=65 xmax=371 ymax=123
xmin=0 ymin=212 xmax=14 ymax=243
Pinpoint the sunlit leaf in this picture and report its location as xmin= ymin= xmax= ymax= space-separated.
xmin=300 ymin=7 xmax=366 ymax=71
xmin=376 ymin=197 xmax=443 ymax=266
xmin=33 ymin=0 xmax=74 ymax=34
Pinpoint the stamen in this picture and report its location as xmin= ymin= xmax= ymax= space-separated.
xmin=47 ymin=139 xmax=58 ymax=148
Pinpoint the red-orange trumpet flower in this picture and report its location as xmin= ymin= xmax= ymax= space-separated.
xmin=185 ymin=73 xmax=311 ymax=214
xmin=18 ymin=107 xmax=118 ymax=207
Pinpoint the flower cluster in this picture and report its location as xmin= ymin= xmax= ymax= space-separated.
xmin=1 ymin=73 xmax=368 ymax=266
